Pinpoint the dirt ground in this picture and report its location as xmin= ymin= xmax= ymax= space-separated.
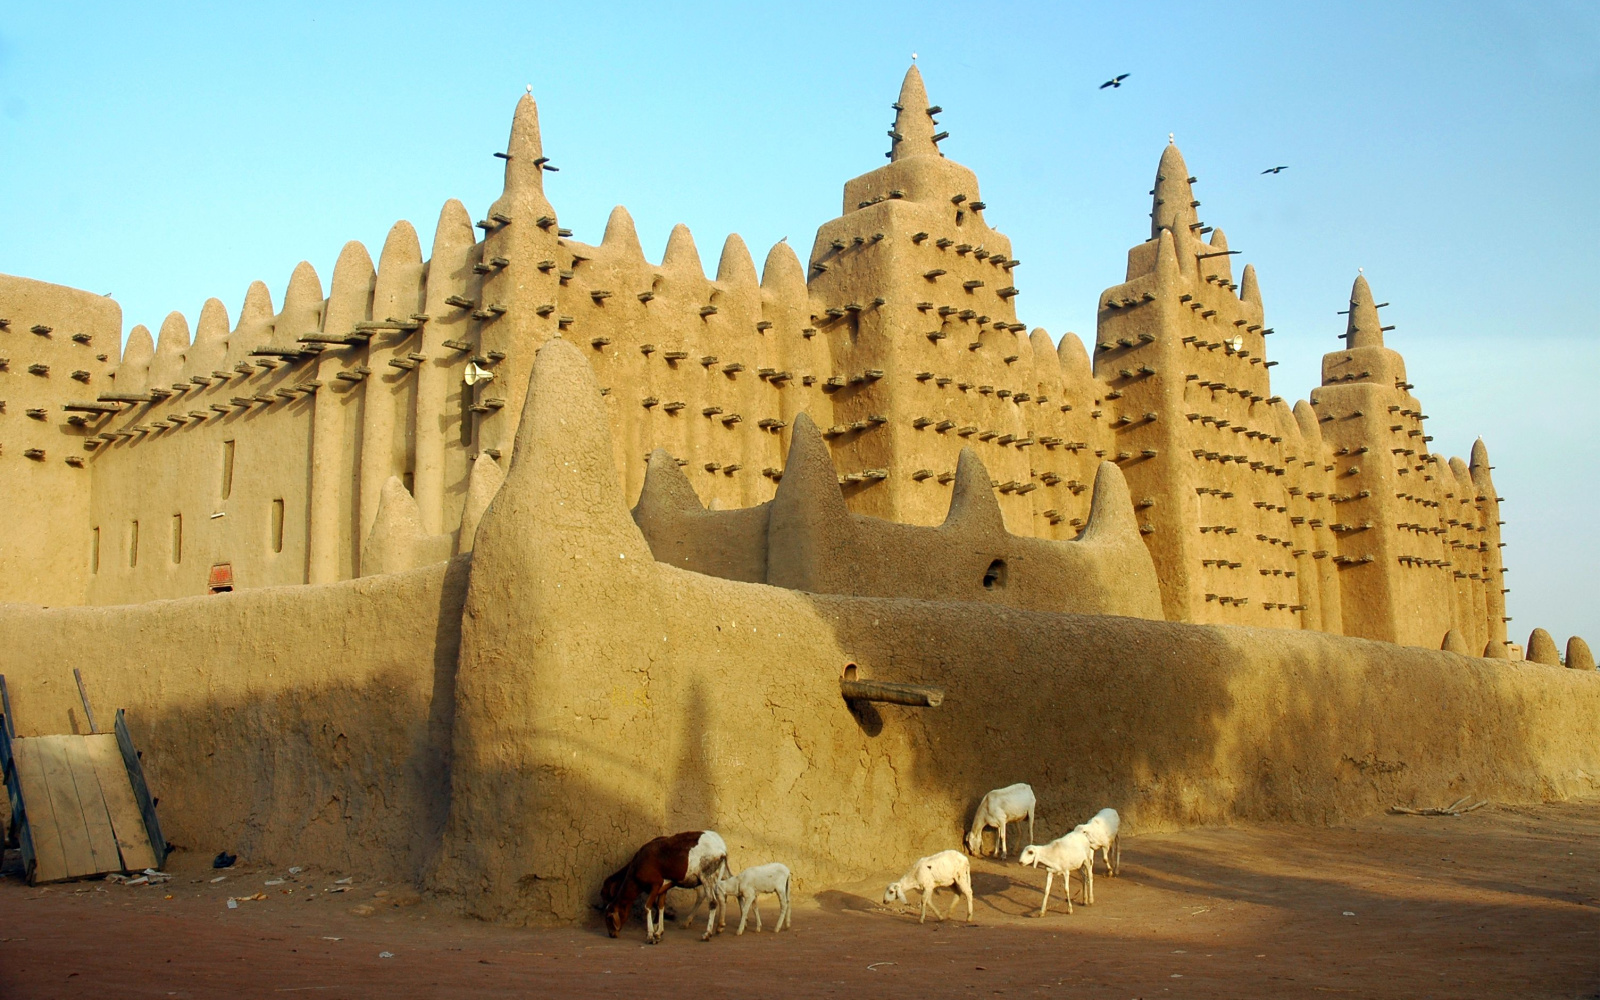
xmin=0 ymin=800 xmax=1596 ymax=999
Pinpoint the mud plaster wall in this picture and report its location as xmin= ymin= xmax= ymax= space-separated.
xmin=428 ymin=339 xmax=1600 ymax=925
xmin=0 ymin=558 xmax=466 ymax=882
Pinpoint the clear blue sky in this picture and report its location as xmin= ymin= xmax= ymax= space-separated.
xmin=2 ymin=2 xmax=1594 ymax=645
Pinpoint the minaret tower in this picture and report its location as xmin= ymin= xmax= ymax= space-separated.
xmin=805 ymin=66 xmax=1026 ymax=527
xmin=473 ymin=93 xmax=564 ymax=459
xmin=1091 ymin=142 xmax=1295 ymax=626
xmin=1309 ymin=274 xmax=1456 ymax=646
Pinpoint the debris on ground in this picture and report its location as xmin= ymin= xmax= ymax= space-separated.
xmin=1390 ymin=797 xmax=1488 ymax=817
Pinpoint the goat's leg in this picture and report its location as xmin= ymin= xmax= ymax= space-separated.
xmin=1028 ymin=807 xmax=1035 ymax=850
xmin=778 ymin=887 xmax=791 ymax=931
xmin=1083 ymin=860 xmax=1094 ymax=905
xmin=1038 ymin=870 xmax=1053 ymax=917
xmin=701 ymin=888 xmax=718 ymax=942
xmin=753 ymin=893 xmax=764 ymax=932
xmin=998 ymin=820 xmax=1008 ymax=859
xmin=1113 ymin=835 xmax=1121 ymax=876
xmin=919 ymin=888 xmax=932 ymax=924
xmin=961 ymin=874 xmax=974 ymax=921
xmin=736 ymin=893 xmax=753 ymax=935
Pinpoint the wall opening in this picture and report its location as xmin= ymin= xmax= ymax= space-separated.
xmin=128 ymin=520 xmax=139 ymax=568
xmin=982 ymin=558 xmax=1007 ymax=589
xmin=90 ymin=527 xmax=99 ymax=574
xmin=171 ymin=514 xmax=182 ymax=564
xmin=270 ymin=499 xmax=285 ymax=553
xmin=221 ymin=440 xmax=235 ymax=500
xmin=208 ymin=562 xmax=234 ymax=594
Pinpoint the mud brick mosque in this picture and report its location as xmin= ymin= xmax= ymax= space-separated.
xmin=0 ymin=65 xmax=1592 ymax=922
xmin=0 ymin=66 xmax=1531 ymax=655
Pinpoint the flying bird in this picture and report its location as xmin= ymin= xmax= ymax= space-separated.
xmin=1099 ymin=74 xmax=1129 ymax=90
xmin=1261 ymin=165 xmax=1289 ymax=174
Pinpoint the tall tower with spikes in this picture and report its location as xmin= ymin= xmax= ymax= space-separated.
xmin=805 ymin=65 xmax=1029 ymax=528
xmin=1308 ymin=275 xmax=1506 ymax=650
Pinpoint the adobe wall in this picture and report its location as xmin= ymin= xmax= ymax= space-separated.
xmin=0 ymin=338 xmax=1590 ymax=922
xmin=428 ymin=338 xmax=1600 ymax=924
xmin=0 ymin=559 xmax=466 ymax=883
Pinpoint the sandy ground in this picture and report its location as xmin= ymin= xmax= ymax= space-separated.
xmin=0 ymin=800 xmax=1596 ymax=999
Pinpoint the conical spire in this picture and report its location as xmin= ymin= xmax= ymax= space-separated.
xmin=1056 ymin=332 xmax=1092 ymax=383
xmin=324 ymin=241 xmax=375 ymax=335
xmin=1239 ymin=263 xmax=1262 ymax=307
xmin=1153 ymin=226 xmax=1178 ymax=288
xmin=118 ymin=324 xmax=154 ymax=393
xmin=1345 ymin=274 xmax=1383 ymax=348
xmin=456 ymin=454 xmax=503 ymax=554
xmin=501 ymin=92 xmax=545 ymax=197
xmin=760 ymin=240 xmax=807 ymax=296
xmin=943 ymin=448 xmax=1005 ymax=534
xmin=431 ymin=199 xmax=476 ymax=258
xmin=278 ymin=261 xmax=324 ymax=342
xmin=661 ymin=223 xmax=704 ymax=275
xmin=716 ymin=234 xmax=759 ymax=287
xmin=601 ymin=206 xmax=645 ymax=261
xmin=634 ymin=448 xmax=705 ymax=519
xmin=1150 ymin=143 xmax=1199 ymax=239
xmin=1293 ymin=399 xmax=1323 ymax=447
xmin=889 ymin=64 xmax=939 ymax=161
xmin=1469 ymin=438 xmax=1491 ymax=473
xmin=151 ymin=311 xmax=190 ymax=388
xmin=1078 ymin=462 xmax=1143 ymax=543
xmin=186 ymin=298 xmax=229 ymax=376
xmin=238 ymin=280 xmax=274 ymax=328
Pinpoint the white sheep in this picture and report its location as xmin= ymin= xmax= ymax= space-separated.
xmin=1073 ymin=807 xmax=1121 ymax=876
xmin=882 ymin=850 xmax=974 ymax=924
xmin=716 ymin=862 xmax=792 ymax=935
xmin=964 ymin=783 xmax=1036 ymax=858
xmin=1018 ymin=830 xmax=1093 ymax=916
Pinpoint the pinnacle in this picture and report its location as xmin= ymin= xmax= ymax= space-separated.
xmin=1345 ymin=274 xmax=1383 ymax=348
xmin=502 ymin=92 xmax=546 ymax=196
xmin=1150 ymin=144 xmax=1198 ymax=240
xmin=889 ymin=64 xmax=939 ymax=162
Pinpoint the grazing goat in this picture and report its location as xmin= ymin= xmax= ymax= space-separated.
xmin=716 ymin=862 xmax=793 ymax=935
xmin=1073 ymin=807 xmax=1121 ymax=876
xmin=600 ymin=831 xmax=730 ymax=943
xmin=1018 ymin=830 xmax=1093 ymax=916
xmin=965 ymin=783 xmax=1036 ymax=858
xmin=882 ymin=850 xmax=974 ymax=924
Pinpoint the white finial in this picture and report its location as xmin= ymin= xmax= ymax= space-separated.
xmin=1168 ymin=132 xmax=1175 ymax=145
xmin=1358 ymin=266 xmax=1364 ymax=274
xmin=911 ymin=51 xmax=918 ymax=61
xmin=525 ymin=84 xmax=533 ymax=95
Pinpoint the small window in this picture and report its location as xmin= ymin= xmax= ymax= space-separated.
xmin=270 ymin=499 xmax=285 ymax=553
xmin=221 ymin=440 xmax=235 ymax=500
xmin=208 ymin=563 xmax=234 ymax=594
xmin=171 ymin=514 xmax=182 ymax=563
xmin=90 ymin=527 xmax=99 ymax=573
xmin=982 ymin=558 xmax=1007 ymax=589
xmin=129 ymin=520 xmax=139 ymax=568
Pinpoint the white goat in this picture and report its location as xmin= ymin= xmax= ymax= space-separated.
xmin=716 ymin=862 xmax=792 ymax=935
xmin=965 ymin=783 xmax=1036 ymax=858
xmin=1073 ymin=807 xmax=1121 ymax=876
xmin=882 ymin=850 xmax=974 ymax=924
xmin=1018 ymin=830 xmax=1093 ymax=916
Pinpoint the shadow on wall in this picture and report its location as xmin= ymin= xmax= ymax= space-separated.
xmin=0 ymin=556 xmax=470 ymax=887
